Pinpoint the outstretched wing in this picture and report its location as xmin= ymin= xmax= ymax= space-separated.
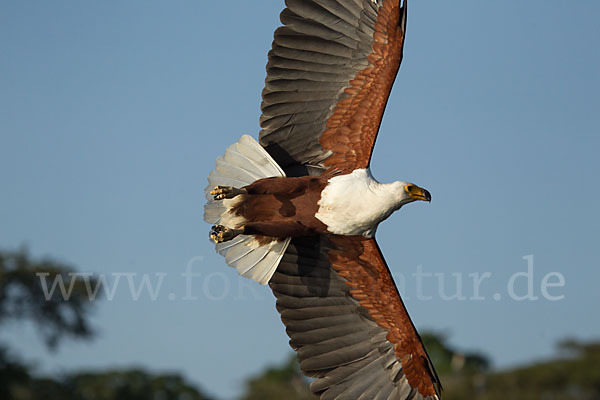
xmin=270 ymin=235 xmax=441 ymax=399
xmin=260 ymin=0 xmax=408 ymax=176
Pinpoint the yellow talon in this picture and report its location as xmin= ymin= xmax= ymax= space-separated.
xmin=210 ymin=186 xmax=245 ymax=200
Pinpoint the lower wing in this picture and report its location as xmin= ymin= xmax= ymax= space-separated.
xmin=270 ymin=235 xmax=441 ymax=399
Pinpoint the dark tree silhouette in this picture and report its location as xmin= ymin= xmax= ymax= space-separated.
xmin=0 ymin=248 xmax=213 ymax=400
xmin=241 ymin=354 xmax=314 ymax=400
xmin=0 ymin=248 xmax=99 ymax=348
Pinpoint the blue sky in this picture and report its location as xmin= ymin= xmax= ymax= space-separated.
xmin=1 ymin=0 xmax=599 ymax=399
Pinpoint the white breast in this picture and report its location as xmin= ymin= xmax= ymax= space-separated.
xmin=315 ymin=169 xmax=401 ymax=238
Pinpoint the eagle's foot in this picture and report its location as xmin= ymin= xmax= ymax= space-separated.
xmin=210 ymin=186 xmax=246 ymax=200
xmin=210 ymin=225 xmax=243 ymax=243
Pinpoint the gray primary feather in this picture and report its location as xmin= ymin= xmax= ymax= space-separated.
xmin=269 ymin=236 xmax=439 ymax=399
xmin=259 ymin=0 xmax=386 ymax=175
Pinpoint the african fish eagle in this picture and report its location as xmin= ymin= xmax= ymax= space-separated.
xmin=204 ymin=0 xmax=441 ymax=398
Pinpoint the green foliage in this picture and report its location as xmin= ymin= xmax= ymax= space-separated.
xmin=0 ymin=356 xmax=214 ymax=400
xmin=421 ymin=332 xmax=489 ymax=376
xmin=241 ymin=355 xmax=314 ymax=400
xmin=0 ymin=347 xmax=30 ymax=400
xmin=438 ymin=338 xmax=600 ymax=400
xmin=0 ymin=248 xmax=214 ymax=400
xmin=0 ymin=248 xmax=99 ymax=348
xmin=61 ymin=369 xmax=213 ymax=400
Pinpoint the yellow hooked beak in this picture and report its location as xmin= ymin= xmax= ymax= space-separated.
xmin=404 ymin=184 xmax=432 ymax=202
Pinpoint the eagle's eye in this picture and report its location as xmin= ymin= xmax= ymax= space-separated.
xmin=405 ymin=185 xmax=414 ymax=192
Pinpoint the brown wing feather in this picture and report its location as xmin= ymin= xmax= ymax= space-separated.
xmin=259 ymin=0 xmax=408 ymax=176
xmin=321 ymin=0 xmax=407 ymax=172
xmin=329 ymin=236 xmax=441 ymax=397
xmin=270 ymin=235 xmax=441 ymax=399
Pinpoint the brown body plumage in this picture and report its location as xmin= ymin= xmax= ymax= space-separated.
xmin=233 ymin=176 xmax=328 ymax=237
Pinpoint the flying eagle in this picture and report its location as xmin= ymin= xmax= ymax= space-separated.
xmin=204 ymin=0 xmax=441 ymax=398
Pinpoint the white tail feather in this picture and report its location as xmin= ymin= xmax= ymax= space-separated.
xmin=204 ymin=135 xmax=289 ymax=285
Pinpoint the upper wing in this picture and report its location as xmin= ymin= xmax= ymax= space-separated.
xmin=270 ymin=235 xmax=441 ymax=399
xmin=259 ymin=0 xmax=408 ymax=176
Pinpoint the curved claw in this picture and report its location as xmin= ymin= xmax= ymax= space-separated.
xmin=210 ymin=225 xmax=243 ymax=243
xmin=210 ymin=186 xmax=246 ymax=200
